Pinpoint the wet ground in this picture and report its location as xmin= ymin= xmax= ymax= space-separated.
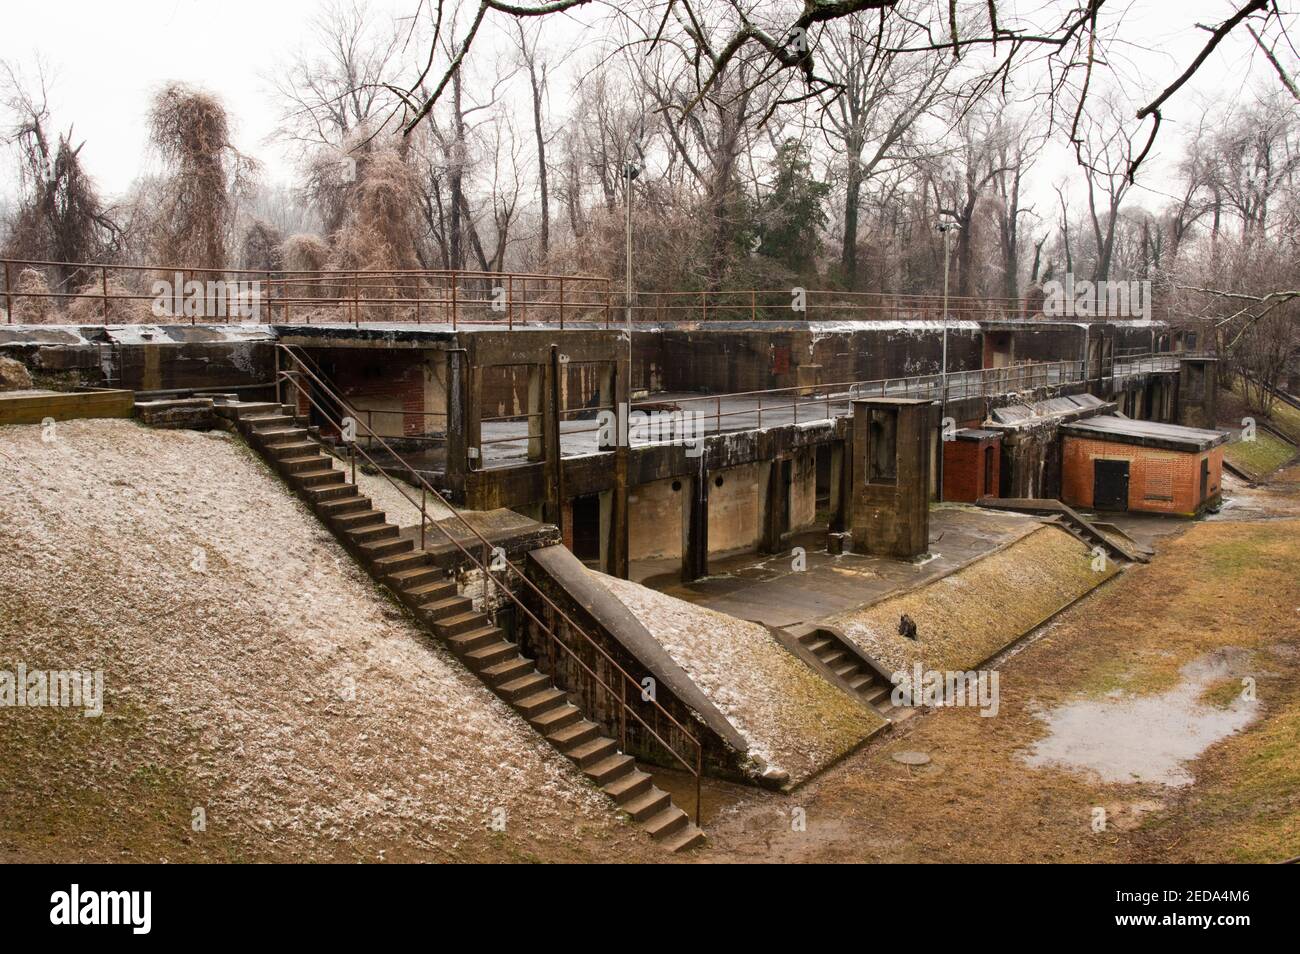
xmin=1022 ymin=648 xmax=1260 ymax=786
xmin=663 ymin=463 xmax=1300 ymax=862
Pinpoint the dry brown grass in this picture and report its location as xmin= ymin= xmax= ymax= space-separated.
xmin=701 ymin=493 xmax=1300 ymax=863
xmin=9 ymin=267 xmax=58 ymax=323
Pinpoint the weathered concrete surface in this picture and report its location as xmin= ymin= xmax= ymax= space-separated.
xmin=640 ymin=505 xmax=1042 ymax=628
xmin=824 ymin=523 xmax=1118 ymax=678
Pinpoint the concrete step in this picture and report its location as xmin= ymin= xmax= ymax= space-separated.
xmin=661 ymin=824 xmax=707 ymax=852
xmin=584 ymin=753 xmax=635 ymax=786
xmin=464 ymin=640 xmax=517 ymax=672
xmin=548 ymin=719 xmax=600 ymax=753
xmin=568 ymin=736 xmax=617 ymax=769
xmin=232 ymin=401 xmax=280 ymax=420
xmin=482 ymin=656 xmax=533 ymax=687
xmin=621 ymin=786 xmax=670 ymax=823
xmin=258 ymin=427 xmax=309 ymax=446
xmin=305 ymin=483 xmax=360 ymax=503
xmin=372 ymin=551 xmax=430 ymax=579
xmin=530 ymin=702 xmax=582 ymax=734
xmin=847 ymin=673 xmax=873 ymax=692
xmin=280 ymin=453 xmax=330 ymax=475
xmin=317 ymin=495 xmax=372 ymax=517
xmin=807 ymin=638 xmax=832 ymax=655
xmin=388 ymin=563 xmax=443 ymax=590
xmin=603 ymin=768 xmax=653 ymax=803
xmin=347 ymin=522 xmax=398 ymax=544
xmin=820 ymin=650 xmax=846 ymax=668
xmin=497 ymin=671 xmax=550 ymax=703
xmin=247 ymin=414 xmax=294 ymax=431
xmin=332 ymin=508 xmax=386 ymax=530
xmin=643 ymin=805 xmax=688 ymax=841
xmin=295 ymin=468 xmax=345 ymax=488
xmin=269 ymin=440 xmax=319 ymax=460
xmin=435 ymin=610 xmax=487 ymax=638
xmin=401 ymin=578 xmax=456 ymax=603
xmin=447 ymin=626 xmax=501 ymax=656
xmin=419 ymin=595 xmax=472 ymax=621
xmin=862 ymin=684 xmax=889 ymax=706
xmin=514 ymin=687 xmax=568 ymax=719
xmin=832 ymin=662 xmax=857 ymax=679
xmin=357 ymin=535 xmax=413 ymax=560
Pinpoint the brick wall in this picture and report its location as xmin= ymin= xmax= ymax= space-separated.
xmin=943 ymin=436 xmax=1001 ymax=502
xmin=1062 ymin=436 xmax=1223 ymax=515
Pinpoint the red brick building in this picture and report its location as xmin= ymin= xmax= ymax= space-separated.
xmin=1060 ymin=416 xmax=1228 ymax=516
xmin=942 ymin=428 xmax=1002 ymax=502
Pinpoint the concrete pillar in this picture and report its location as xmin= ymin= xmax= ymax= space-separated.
xmin=1177 ymin=356 xmax=1218 ymax=429
xmin=682 ymin=465 xmax=709 ymax=582
xmin=527 ymin=364 xmax=544 ymax=461
xmin=849 ymin=398 xmax=932 ymax=558
xmin=444 ymin=349 xmax=468 ymax=498
xmin=542 ymin=346 xmax=563 ymax=530
xmin=609 ymin=351 xmax=630 ymax=579
xmin=828 ymin=444 xmax=846 ymax=532
xmin=761 ymin=456 xmax=788 ymax=553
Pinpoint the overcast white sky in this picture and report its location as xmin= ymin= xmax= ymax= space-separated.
xmin=0 ymin=0 xmax=1292 ymax=209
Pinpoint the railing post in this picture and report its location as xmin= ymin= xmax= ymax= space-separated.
xmin=100 ymin=266 xmax=109 ymax=322
xmin=507 ymin=275 xmax=513 ymax=331
xmin=421 ymin=486 xmax=427 ymax=551
xmin=559 ymin=277 xmax=565 ymax=329
xmin=3 ymin=261 xmax=11 ymax=323
xmin=451 ymin=272 xmax=458 ymax=330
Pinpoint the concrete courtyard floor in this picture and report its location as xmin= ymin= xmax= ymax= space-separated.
xmin=635 ymin=505 xmax=1043 ymax=629
xmin=651 ymin=465 xmax=1300 ymax=863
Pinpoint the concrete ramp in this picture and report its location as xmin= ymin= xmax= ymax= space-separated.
xmin=823 ymin=524 xmax=1118 ymax=680
xmin=529 ymin=545 xmax=885 ymax=787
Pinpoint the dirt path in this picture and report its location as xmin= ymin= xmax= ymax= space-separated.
xmin=690 ymin=468 xmax=1300 ymax=863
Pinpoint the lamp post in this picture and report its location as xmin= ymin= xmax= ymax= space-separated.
xmin=938 ymin=222 xmax=955 ymax=402
xmin=936 ymin=220 xmax=957 ymax=503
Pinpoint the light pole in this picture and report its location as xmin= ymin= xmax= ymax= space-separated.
xmin=936 ymin=220 xmax=957 ymax=503
xmin=938 ymin=222 xmax=955 ymax=402
xmin=623 ymin=161 xmax=641 ymax=352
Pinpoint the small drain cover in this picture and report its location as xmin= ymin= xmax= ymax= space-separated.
xmin=892 ymin=750 xmax=931 ymax=766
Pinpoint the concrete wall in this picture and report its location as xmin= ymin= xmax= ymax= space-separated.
xmin=707 ymin=462 xmax=766 ymax=557
xmin=627 ymin=476 xmax=687 ymax=561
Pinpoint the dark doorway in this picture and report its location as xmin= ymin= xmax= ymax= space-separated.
xmin=983 ymin=446 xmax=995 ymax=497
xmin=1093 ymin=459 xmax=1130 ymax=510
xmin=571 ymin=494 xmax=601 ymax=564
xmin=1200 ymin=458 xmax=1210 ymax=502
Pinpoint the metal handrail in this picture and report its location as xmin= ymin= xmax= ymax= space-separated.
xmin=275 ymin=343 xmax=705 ymax=822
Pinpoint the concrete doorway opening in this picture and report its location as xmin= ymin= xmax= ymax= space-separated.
xmin=571 ymin=493 xmax=602 ymax=564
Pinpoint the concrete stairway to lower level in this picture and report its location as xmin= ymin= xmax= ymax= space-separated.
xmin=226 ymin=400 xmax=705 ymax=852
xmin=789 ymin=624 xmax=915 ymax=723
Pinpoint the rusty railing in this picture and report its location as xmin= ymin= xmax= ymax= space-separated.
xmin=275 ymin=343 xmax=705 ymax=823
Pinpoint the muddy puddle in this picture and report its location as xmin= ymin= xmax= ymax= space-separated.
xmin=1022 ymin=649 xmax=1259 ymax=786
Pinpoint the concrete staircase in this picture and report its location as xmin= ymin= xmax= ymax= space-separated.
xmin=789 ymin=624 xmax=915 ymax=723
xmin=227 ymin=400 xmax=705 ymax=852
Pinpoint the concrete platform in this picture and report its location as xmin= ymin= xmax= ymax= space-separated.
xmin=636 ymin=505 xmax=1044 ymax=629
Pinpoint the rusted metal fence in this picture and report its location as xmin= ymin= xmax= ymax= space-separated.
xmin=4 ymin=256 xmax=1172 ymax=327
xmin=0 ymin=258 xmax=611 ymax=328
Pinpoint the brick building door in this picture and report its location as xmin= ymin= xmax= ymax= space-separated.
xmin=1093 ymin=459 xmax=1129 ymax=510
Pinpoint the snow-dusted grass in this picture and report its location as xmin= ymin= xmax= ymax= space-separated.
xmin=592 ymin=572 xmax=883 ymax=785
xmin=0 ymin=419 xmax=640 ymax=862
xmin=825 ymin=525 xmax=1116 ymax=680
